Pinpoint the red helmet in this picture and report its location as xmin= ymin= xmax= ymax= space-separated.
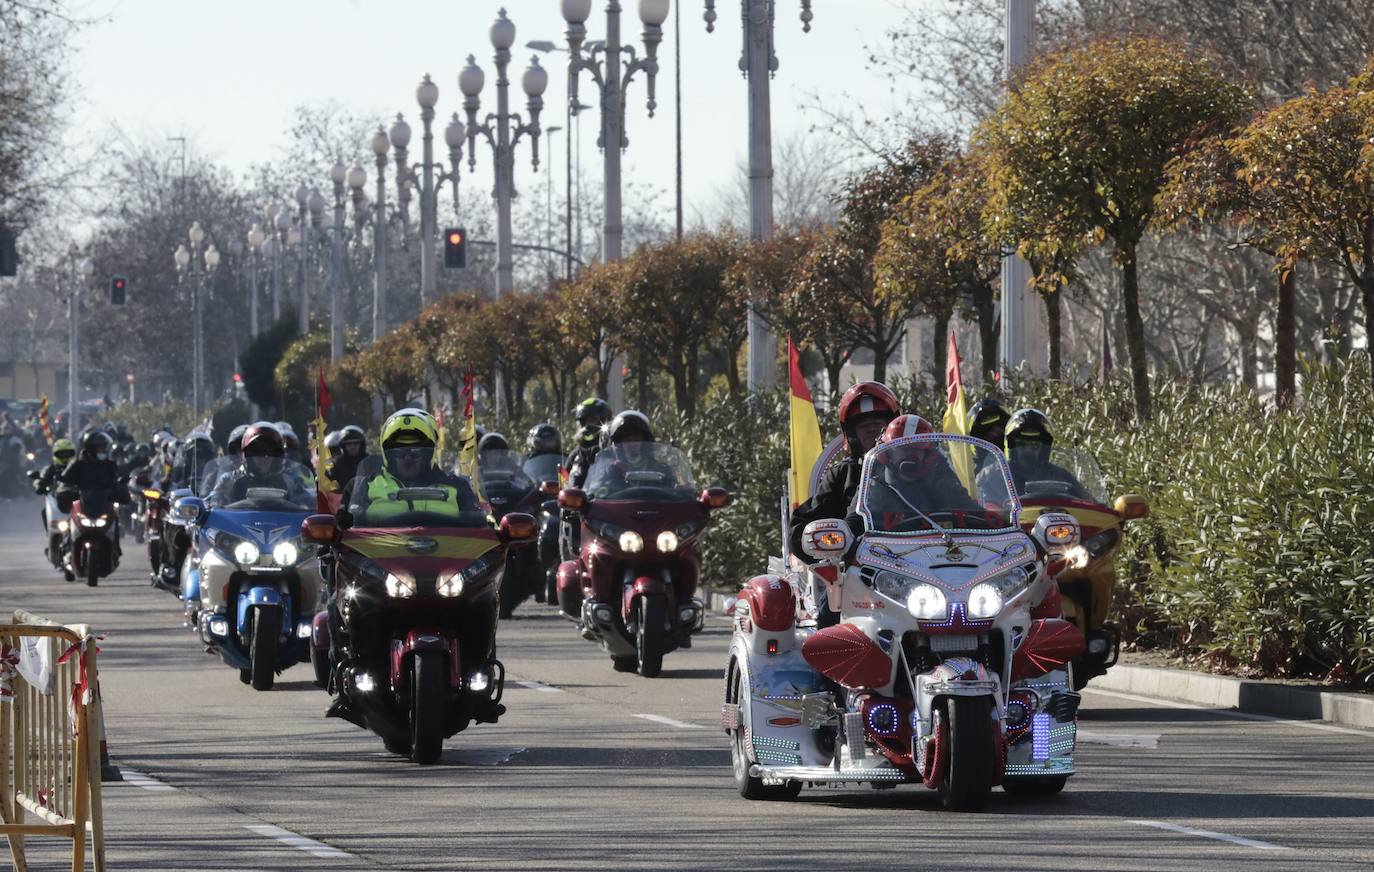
xmin=240 ymin=422 xmax=285 ymax=458
xmin=838 ymin=382 xmax=900 ymax=430
xmin=878 ymin=414 xmax=935 ymax=444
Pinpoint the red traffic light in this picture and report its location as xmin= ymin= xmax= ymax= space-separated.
xmin=448 ymin=230 xmax=463 ymax=245
xmin=233 ymin=372 xmax=243 ymax=383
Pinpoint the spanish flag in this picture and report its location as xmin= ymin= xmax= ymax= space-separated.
xmin=314 ymin=367 xmax=337 ymax=512
xmin=433 ymin=402 xmax=447 ymax=467
xmin=457 ymin=369 xmax=481 ymax=501
xmin=942 ymin=331 xmax=975 ymax=494
xmin=788 ymin=338 xmax=824 ymax=507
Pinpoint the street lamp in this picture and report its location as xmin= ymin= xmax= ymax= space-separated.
xmin=544 ymin=124 xmax=563 ymax=275
xmin=461 ymin=8 xmax=548 ymax=296
xmin=370 ymin=127 xmax=391 ymax=342
xmin=392 ymin=74 xmax=465 ymax=308
xmin=273 ymin=206 xmax=292 ymax=322
xmin=328 ymin=160 xmax=349 ymax=359
xmin=247 ymin=223 xmax=266 ymax=338
xmin=704 ymin=0 xmax=814 ymax=390
xmin=564 ymin=0 xmax=667 ymax=407
xmin=66 ymin=249 xmax=95 ymax=434
xmin=304 ymin=186 xmax=325 ymax=333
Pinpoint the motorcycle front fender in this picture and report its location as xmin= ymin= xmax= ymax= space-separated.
xmin=389 ymin=630 xmax=462 ymax=693
xmin=621 ymin=569 xmax=669 ymax=623
xmin=236 ymin=585 xmax=285 ymax=636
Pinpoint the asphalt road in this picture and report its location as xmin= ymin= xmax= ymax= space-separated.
xmin=1 ymin=497 xmax=1371 ymax=871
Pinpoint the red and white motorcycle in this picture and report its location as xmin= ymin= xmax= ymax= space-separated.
xmin=724 ymin=433 xmax=1085 ymax=810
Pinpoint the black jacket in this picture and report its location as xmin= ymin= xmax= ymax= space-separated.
xmin=788 ymin=457 xmax=864 ymax=562
xmin=56 ymin=458 xmax=130 ymax=512
xmin=564 ymin=438 xmax=601 ymax=489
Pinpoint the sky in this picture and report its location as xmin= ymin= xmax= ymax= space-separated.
xmin=63 ymin=0 xmax=926 ymax=231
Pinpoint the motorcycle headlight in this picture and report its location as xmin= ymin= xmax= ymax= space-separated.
xmin=874 ymin=570 xmax=917 ymax=603
xmin=385 ymin=573 xmax=416 ymax=598
xmin=656 ymin=530 xmax=679 ymax=552
xmin=618 ymin=530 xmax=644 ymax=553
xmin=57 ymin=520 xmax=69 ymax=533
xmin=272 ymin=541 xmax=299 ymax=566
xmin=907 ymin=584 xmax=948 ymax=620
xmin=78 ymin=517 xmax=95 ymax=528
xmin=94 ymin=517 xmax=108 ymax=528
xmin=967 ymin=583 xmax=1005 ymax=619
xmin=233 ymin=541 xmax=261 ymax=565
xmin=437 ymin=573 xmax=464 ymax=597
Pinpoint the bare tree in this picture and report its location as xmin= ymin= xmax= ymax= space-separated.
xmin=699 ymin=130 xmax=845 ymax=231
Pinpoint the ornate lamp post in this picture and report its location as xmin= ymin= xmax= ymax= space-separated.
xmin=328 ymin=161 xmax=350 ymax=359
xmin=273 ymin=206 xmax=292 ymax=322
xmin=247 ymin=223 xmax=266 ymax=337
xmin=704 ymin=0 xmax=814 ymax=390
xmin=305 ymin=186 xmax=325 ymax=332
xmin=66 ymin=246 xmax=95 ymax=434
xmin=460 ymin=8 xmax=549 ymax=296
xmin=391 ymin=76 xmax=465 ymax=308
xmin=203 ymin=242 xmax=221 ymax=406
xmin=369 ymin=127 xmax=391 ymax=341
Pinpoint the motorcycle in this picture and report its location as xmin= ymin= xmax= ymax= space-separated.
xmin=28 ymin=470 xmax=68 ymax=573
xmin=176 ymin=460 xmax=323 ymax=691
xmin=555 ymin=442 xmax=728 ymax=677
xmin=134 ymin=474 xmax=169 ymax=580
xmin=724 ymin=434 xmax=1084 ymax=810
xmin=304 ymin=461 xmax=536 ymax=763
xmin=477 ymin=448 xmax=556 ymax=618
xmin=62 ymin=489 xmax=122 ymax=587
xmin=1012 ymin=446 xmax=1148 ymax=689
xmin=520 ymin=453 xmax=565 ymax=607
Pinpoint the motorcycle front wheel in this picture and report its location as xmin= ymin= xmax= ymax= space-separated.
xmin=85 ymin=547 xmax=99 ymax=587
xmin=250 ymin=606 xmax=281 ymax=691
xmin=636 ymin=596 xmax=665 ymax=678
xmin=938 ymin=696 xmax=995 ymax=812
xmin=410 ymin=650 xmax=446 ymax=764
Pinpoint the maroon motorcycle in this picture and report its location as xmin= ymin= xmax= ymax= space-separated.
xmin=556 ymin=442 xmax=729 ymax=677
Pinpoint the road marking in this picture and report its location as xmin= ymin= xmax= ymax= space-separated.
xmin=633 ymin=713 xmax=705 ymax=730
xmin=1086 ymin=687 xmax=1374 ymax=738
xmin=115 ymin=768 xmax=176 ymax=792
xmin=1129 ymin=820 xmax=1290 ymax=851
xmin=515 ymin=679 xmax=562 ymax=693
xmin=244 ymin=824 xmax=352 ymax=859
xmin=1076 ymin=731 xmax=1160 ymax=749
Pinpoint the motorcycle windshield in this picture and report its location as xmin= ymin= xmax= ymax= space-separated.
xmin=1010 ymin=445 xmax=1107 ymax=505
xmin=478 ymin=450 xmax=535 ymax=495
xmin=585 ymin=443 xmax=697 ymax=502
xmin=521 ymin=453 xmax=562 ymax=487
xmin=856 ymin=434 xmax=1020 ymax=534
xmin=348 ymin=450 xmax=488 ymax=529
xmin=205 ymin=459 xmax=316 ymax=511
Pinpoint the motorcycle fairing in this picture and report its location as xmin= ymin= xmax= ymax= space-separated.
xmin=340 ymin=526 xmax=499 ymax=577
xmin=855 ymin=532 xmax=1036 ymax=593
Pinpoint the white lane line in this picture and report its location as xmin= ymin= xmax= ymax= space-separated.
xmin=1076 ymin=731 xmax=1160 ymax=749
xmin=1130 ymin=820 xmax=1290 ymax=851
xmin=515 ymin=679 xmax=563 ymax=693
xmin=633 ymin=713 xmax=705 ymax=730
xmin=1086 ymin=687 xmax=1374 ymax=738
xmin=115 ymin=768 xmax=177 ymax=792
xmin=244 ymin=824 xmax=353 ymax=859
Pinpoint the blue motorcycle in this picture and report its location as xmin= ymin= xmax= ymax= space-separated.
xmin=173 ymin=459 xmax=323 ymax=690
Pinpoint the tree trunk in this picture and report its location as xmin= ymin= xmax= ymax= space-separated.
xmin=595 ymin=345 xmax=610 ymax=399
xmin=1275 ymin=264 xmax=1297 ymax=408
xmin=1043 ymin=289 xmax=1062 ymax=381
xmin=636 ymin=349 xmax=649 ymax=410
xmin=824 ymin=354 xmax=846 ymax=408
xmin=931 ymin=313 xmax=950 ymax=387
xmin=971 ymin=281 xmax=999 ymax=377
xmin=1237 ymin=317 xmax=1258 ymax=390
xmin=670 ymin=358 xmax=690 ymax=418
xmin=723 ymin=340 xmax=744 ymax=396
xmin=685 ymin=346 xmax=700 ymax=420
xmin=1119 ymin=244 xmax=1153 ymax=422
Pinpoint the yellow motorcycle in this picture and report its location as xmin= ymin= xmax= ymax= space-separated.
xmin=1013 ymin=446 xmax=1147 ymax=689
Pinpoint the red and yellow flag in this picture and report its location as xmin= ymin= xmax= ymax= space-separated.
xmin=788 ymin=338 xmax=824 ymax=507
xmin=38 ymin=396 xmax=54 ymax=445
xmin=314 ymin=367 xmax=337 ymax=510
xmin=942 ymin=331 xmax=975 ymax=494
xmin=457 ymin=369 xmax=480 ymax=500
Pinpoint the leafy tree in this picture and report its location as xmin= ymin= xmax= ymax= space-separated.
xmin=977 ymin=36 xmax=1252 ymax=419
xmin=239 ymin=315 xmax=300 ymax=415
xmin=526 ymin=287 xmax=589 ymax=417
xmin=556 ymin=260 xmax=628 ymax=400
xmin=345 ymin=321 xmax=424 ymax=411
xmin=273 ymin=328 xmax=368 ymax=435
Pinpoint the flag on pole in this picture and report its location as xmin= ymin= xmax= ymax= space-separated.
xmin=788 ymin=338 xmax=824 ymax=508
xmin=313 ymin=366 xmax=336 ymax=511
xmin=942 ymin=331 xmax=976 ymax=495
xmin=37 ymin=396 xmax=53 ymax=445
xmin=456 ymin=369 xmax=481 ymax=501
xmin=433 ymin=401 xmax=447 ymax=467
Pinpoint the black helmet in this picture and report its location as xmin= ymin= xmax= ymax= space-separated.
xmin=339 ymin=425 xmax=366 ymax=447
xmin=526 ymin=423 xmax=561 ymax=457
xmin=967 ymin=398 xmax=1011 ymax=448
xmin=606 ymin=411 xmax=653 ymax=445
xmin=82 ymin=430 xmax=113 ymax=458
xmin=1004 ymin=408 xmax=1053 ymax=465
xmin=324 ymin=430 xmax=343 ymax=457
xmin=477 ymin=432 xmax=509 ymax=455
xmin=575 ymin=397 xmax=612 ymax=428
xmin=227 ymin=424 xmax=249 ymax=455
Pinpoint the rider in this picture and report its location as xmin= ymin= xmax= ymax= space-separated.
xmin=993 ymin=408 xmax=1090 ymax=500
xmin=788 ymin=381 xmax=900 ymax=560
xmin=32 ymin=437 xmax=77 ymax=496
xmin=346 ymin=410 xmax=481 ymax=526
xmin=170 ymin=430 xmax=218 ymax=495
xmin=863 ymin=415 xmax=982 ymax=528
xmin=324 ymin=425 xmax=369 ymax=499
xmin=200 ymin=424 xmax=248 ymax=495
xmin=967 ymin=397 xmax=1010 ymax=454
xmin=207 ymin=423 xmax=310 ymax=506
xmin=565 ymin=397 xmax=611 ymax=488
xmin=57 ymin=430 xmax=132 ymax=515
xmin=525 ymin=423 xmax=562 ymax=461
xmin=588 ymin=411 xmax=682 ymax=496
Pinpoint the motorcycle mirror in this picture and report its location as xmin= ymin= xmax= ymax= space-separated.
xmin=499 ymin=512 xmax=538 ymax=544
xmin=1032 ymin=512 xmax=1080 ymax=552
xmin=172 ymin=496 xmax=205 ymax=523
xmin=300 ymin=513 xmax=341 ymax=545
xmin=700 ymin=486 xmax=731 ymax=511
xmin=539 ymin=479 xmax=559 ymax=497
xmin=541 ymin=499 xmax=557 ymax=514
xmin=557 ymin=487 xmax=587 ymax=511
xmin=801 ymin=518 xmax=851 ymax=562
xmin=1114 ymin=493 xmax=1149 ymax=520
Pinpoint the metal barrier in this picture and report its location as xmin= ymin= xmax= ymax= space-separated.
xmin=0 ymin=610 xmax=106 ymax=872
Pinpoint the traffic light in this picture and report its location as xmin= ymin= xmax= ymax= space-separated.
xmin=443 ymin=227 xmax=467 ymax=269
xmin=109 ymin=275 xmax=127 ymax=305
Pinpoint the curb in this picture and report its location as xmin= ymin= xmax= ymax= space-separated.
xmin=706 ymin=590 xmax=1373 ymax=732
xmin=1087 ymin=663 xmax=1374 ymax=731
